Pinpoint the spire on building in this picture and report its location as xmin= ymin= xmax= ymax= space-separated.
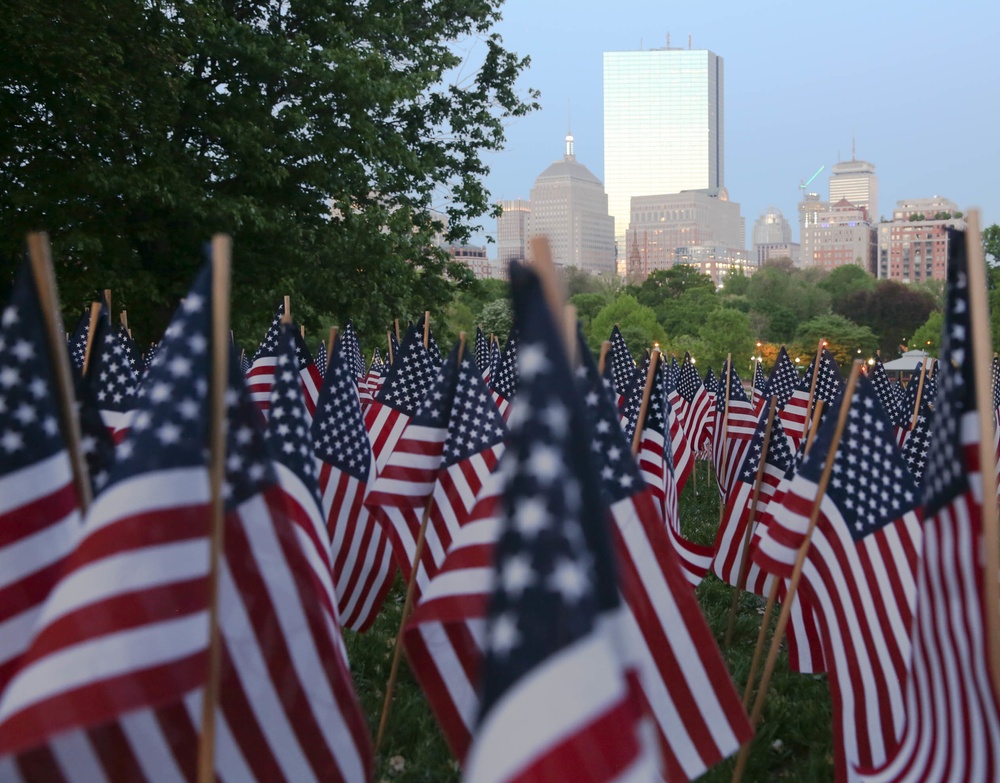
xmin=565 ymin=128 xmax=575 ymax=161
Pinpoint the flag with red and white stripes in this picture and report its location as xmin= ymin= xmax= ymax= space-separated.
xmin=0 ymin=262 xmax=83 ymax=700
xmin=364 ymin=343 xmax=460 ymax=598
xmin=712 ymin=360 xmax=758 ymax=503
xmin=780 ymin=349 xmax=843 ymax=452
xmin=82 ymin=299 xmax=139 ymax=443
xmin=857 ymin=231 xmax=1000 ymax=783
xmin=711 ymin=406 xmax=795 ymax=595
xmin=464 ymin=262 xmax=659 ymax=783
xmin=755 ymin=375 xmax=923 ymax=781
xmin=488 ymin=330 xmax=518 ymax=421
xmin=246 ymin=302 xmax=323 ymax=421
xmin=670 ymin=352 xmax=713 ymax=452
xmin=313 ymin=337 xmax=393 ymax=632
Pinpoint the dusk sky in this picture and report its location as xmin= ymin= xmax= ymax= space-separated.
xmin=468 ymin=0 xmax=1000 ymax=256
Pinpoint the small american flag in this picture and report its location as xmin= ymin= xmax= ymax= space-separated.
xmin=0 ymin=261 xmax=83 ymax=700
xmin=313 ymin=335 xmax=393 ymax=632
xmin=489 ymin=329 xmax=518 ymax=421
xmin=755 ymin=375 xmax=922 ymax=778
xmin=246 ymin=302 xmax=323 ymax=421
xmin=856 ymin=230 xmax=1000 ymax=783
xmin=464 ymin=261 xmax=658 ymax=782
xmin=82 ymin=303 xmax=139 ymax=442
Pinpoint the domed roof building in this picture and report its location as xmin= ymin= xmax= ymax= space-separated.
xmin=528 ymin=132 xmax=616 ymax=274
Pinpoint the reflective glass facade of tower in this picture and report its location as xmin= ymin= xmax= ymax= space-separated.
xmin=603 ymin=48 xmax=724 ymax=247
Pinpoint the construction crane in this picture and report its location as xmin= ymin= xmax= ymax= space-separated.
xmin=799 ymin=164 xmax=825 ymax=192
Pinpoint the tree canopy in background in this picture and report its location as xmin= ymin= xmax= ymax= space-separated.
xmin=0 ymin=0 xmax=537 ymax=347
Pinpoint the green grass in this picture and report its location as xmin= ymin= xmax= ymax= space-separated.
xmin=346 ymin=461 xmax=834 ymax=781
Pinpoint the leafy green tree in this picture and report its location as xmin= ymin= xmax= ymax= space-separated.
xmin=982 ymin=223 xmax=1000 ymax=266
xmin=588 ymin=294 xmax=667 ymax=360
xmin=819 ymin=264 xmax=875 ymax=310
xmin=629 ymin=266 xmax=716 ymax=310
xmin=792 ymin=314 xmax=878 ymax=368
xmin=907 ymin=311 xmax=944 ymax=356
xmin=656 ymin=288 xmax=719 ymax=339
xmin=478 ymin=298 xmax=513 ymax=344
xmin=0 ymin=0 xmax=537 ymax=348
xmin=746 ymin=260 xmax=830 ymax=342
xmin=720 ymin=269 xmax=751 ymax=297
xmin=697 ymin=308 xmax=755 ymax=372
xmin=569 ymin=292 xmax=610 ymax=332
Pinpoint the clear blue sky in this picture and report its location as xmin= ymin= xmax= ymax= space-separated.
xmin=469 ymin=0 xmax=1000 ymax=256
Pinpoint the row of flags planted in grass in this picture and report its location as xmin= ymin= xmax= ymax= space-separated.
xmin=0 ymin=225 xmax=998 ymax=782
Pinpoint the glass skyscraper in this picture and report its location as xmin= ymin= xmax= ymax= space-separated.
xmin=603 ymin=48 xmax=724 ymax=247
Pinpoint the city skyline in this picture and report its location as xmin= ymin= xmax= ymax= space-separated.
xmin=468 ymin=0 xmax=1000 ymax=259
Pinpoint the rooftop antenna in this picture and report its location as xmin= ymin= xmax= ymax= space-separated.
xmin=852 ymin=135 xmax=856 ymax=161
xmin=688 ymin=33 xmax=692 ymax=49
xmin=667 ymin=31 xmax=671 ymax=48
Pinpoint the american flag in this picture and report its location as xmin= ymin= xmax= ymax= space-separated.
xmin=474 ymin=326 xmax=489 ymax=377
xmin=869 ymin=355 xmax=902 ymax=425
xmin=671 ymin=352 xmax=713 ymax=452
xmin=82 ymin=303 xmax=139 ymax=443
xmin=361 ymin=348 xmax=387 ymax=403
xmin=0 ymin=261 xmax=83 ymax=701
xmin=264 ymin=324 xmax=339 ymax=624
xmin=896 ymin=361 xmax=930 ymax=432
xmin=210 ymin=348 xmax=372 ymax=782
xmin=341 ymin=321 xmax=366 ymax=381
xmin=751 ymin=359 xmax=768 ymax=413
xmin=489 ymin=330 xmax=518 ymax=421
xmin=762 ymin=347 xmax=800 ymax=412
xmin=464 ymin=261 xmax=658 ymax=782
xmin=711 ymin=401 xmax=796 ymax=595
xmin=712 ymin=360 xmax=758 ymax=504
xmin=755 ymin=375 xmax=922 ymax=779
xmin=67 ymin=308 xmax=89 ymax=374
xmin=364 ymin=324 xmax=438 ymax=475
xmin=608 ymin=325 xmax=638 ymax=404
xmin=314 ymin=340 xmax=328 ymax=379
xmin=0 ymin=265 xmax=218 ymax=762
xmin=576 ymin=336 xmax=754 ymax=780
xmin=364 ymin=344 xmax=460 ymax=598
xmin=899 ymin=395 xmax=933 ymax=483
xmin=313 ymin=336 xmax=393 ymax=632
xmin=781 ymin=349 xmax=844 ymax=450
xmin=992 ymin=355 xmax=1000 ymax=505
xmin=0 ymin=264 xmax=372 ymax=779
xmin=627 ymin=356 xmax=710 ymax=586
xmin=246 ymin=302 xmax=323 ymax=421
xmin=703 ymin=366 xmax=719 ymax=395
xmin=857 ymin=231 xmax=1000 ymax=783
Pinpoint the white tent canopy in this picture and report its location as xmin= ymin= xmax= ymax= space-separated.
xmin=882 ymin=349 xmax=931 ymax=372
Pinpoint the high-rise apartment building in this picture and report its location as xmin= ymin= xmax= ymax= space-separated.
xmin=800 ymin=199 xmax=876 ymax=272
xmin=603 ymin=46 xmax=724 ymax=249
xmin=876 ymin=197 xmax=965 ymax=282
xmin=626 ymin=189 xmax=745 ymax=282
xmin=527 ymin=133 xmax=616 ymax=274
xmin=829 ymin=155 xmax=878 ymax=224
xmin=496 ymin=198 xmax=530 ymax=266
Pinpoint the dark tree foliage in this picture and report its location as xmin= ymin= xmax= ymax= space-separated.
xmin=836 ymin=280 xmax=937 ymax=358
xmin=0 ymin=0 xmax=537 ymax=347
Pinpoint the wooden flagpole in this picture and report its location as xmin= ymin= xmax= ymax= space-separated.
xmin=81 ymin=301 xmax=102 ymax=377
xmin=803 ymin=400 xmax=826 ymax=457
xmin=631 ymin=349 xmax=662 ymax=455
xmin=120 ymin=310 xmax=128 ymax=332
xmin=386 ymin=331 xmax=394 ymax=366
xmin=732 ymin=361 xmax=862 ymax=783
xmin=197 ymin=234 xmax=232 ymax=783
xmin=597 ymin=341 xmax=611 ymax=376
xmin=724 ymin=394 xmax=778 ymax=649
xmin=103 ymin=289 xmax=112 ymax=319
xmin=375 ymin=331 xmax=467 ymax=756
xmin=800 ymin=340 xmax=826 ymax=443
xmin=27 ymin=233 xmax=93 ymax=513
xmin=908 ymin=359 xmax=929 ymax=431
xmin=394 ymin=318 xmax=400 ymax=342
xmin=283 ymin=294 xmax=291 ymax=321
xmin=964 ymin=210 xmax=1000 ymax=702
xmin=422 ymin=311 xmax=430 ymax=349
